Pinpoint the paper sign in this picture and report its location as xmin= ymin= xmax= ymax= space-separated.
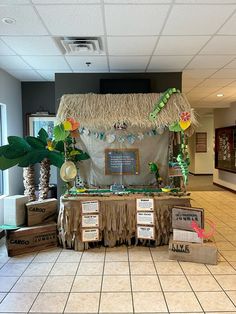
xmin=82 ymin=228 xmax=99 ymax=242
xmin=81 ymin=201 xmax=99 ymax=214
xmin=137 ymin=212 xmax=154 ymax=225
xmin=137 ymin=226 xmax=155 ymax=240
xmin=136 ymin=198 xmax=154 ymax=211
xmin=82 ymin=214 xmax=99 ymax=228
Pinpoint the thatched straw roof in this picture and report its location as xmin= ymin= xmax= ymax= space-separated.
xmin=57 ymin=93 xmax=197 ymax=133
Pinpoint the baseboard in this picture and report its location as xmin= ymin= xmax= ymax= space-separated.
xmin=213 ymin=182 xmax=236 ymax=193
xmin=189 ymin=172 xmax=213 ymax=176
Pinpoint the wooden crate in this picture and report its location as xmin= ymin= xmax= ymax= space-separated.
xmin=26 ymin=198 xmax=57 ymax=227
xmin=172 ymin=206 xmax=204 ymax=231
xmin=6 ymin=223 xmax=57 ymax=257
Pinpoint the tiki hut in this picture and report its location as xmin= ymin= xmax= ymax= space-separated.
xmin=57 ymin=92 xmax=196 ymax=186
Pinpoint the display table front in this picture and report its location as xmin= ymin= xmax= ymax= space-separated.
xmin=58 ymin=194 xmax=191 ymax=251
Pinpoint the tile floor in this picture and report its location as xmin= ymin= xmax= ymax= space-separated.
xmin=0 ymin=190 xmax=236 ymax=313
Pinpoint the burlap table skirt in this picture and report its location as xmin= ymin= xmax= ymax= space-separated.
xmin=58 ymin=195 xmax=191 ymax=251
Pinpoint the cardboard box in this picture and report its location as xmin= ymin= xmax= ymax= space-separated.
xmin=6 ymin=222 xmax=57 ymax=257
xmin=173 ymin=229 xmax=203 ymax=244
xmin=169 ymin=238 xmax=218 ymax=265
xmin=4 ymin=195 xmax=29 ymax=226
xmin=26 ymin=198 xmax=57 ymax=226
xmin=0 ymin=195 xmax=6 ymax=226
xmin=172 ymin=206 xmax=204 ymax=231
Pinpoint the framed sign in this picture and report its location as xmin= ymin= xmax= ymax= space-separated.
xmin=196 ymin=132 xmax=207 ymax=153
xmin=137 ymin=226 xmax=155 ymax=240
xmin=81 ymin=201 xmax=99 ymax=214
xmin=105 ymin=148 xmax=139 ymax=175
xmin=82 ymin=214 xmax=99 ymax=228
xmin=26 ymin=114 xmax=56 ymax=138
xmin=215 ymin=126 xmax=236 ymax=173
xmin=137 ymin=212 xmax=154 ymax=225
xmin=82 ymin=228 xmax=99 ymax=242
xmin=136 ymin=198 xmax=154 ymax=211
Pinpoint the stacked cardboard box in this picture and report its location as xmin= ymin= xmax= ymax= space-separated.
xmin=169 ymin=206 xmax=218 ymax=265
xmin=3 ymin=197 xmax=58 ymax=257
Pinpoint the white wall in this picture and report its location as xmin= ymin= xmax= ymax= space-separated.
xmin=0 ymin=69 xmax=23 ymax=195
xmin=188 ymin=115 xmax=214 ymax=174
xmin=213 ymin=103 xmax=236 ymax=191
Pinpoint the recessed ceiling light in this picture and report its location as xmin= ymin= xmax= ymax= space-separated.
xmin=2 ymin=17 xmax=16 ymax=24
xmin=217 ymin=93 xmax=224 ymax=97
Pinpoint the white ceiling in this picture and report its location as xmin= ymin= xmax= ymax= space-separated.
xmin=0 ymin=0 xmax=236 ymax=110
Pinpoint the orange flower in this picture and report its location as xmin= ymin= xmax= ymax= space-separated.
xmin=47 ymin=140 xmax=54 ymax=151
xmin=63 ymin=118 xmax=79 ymax=131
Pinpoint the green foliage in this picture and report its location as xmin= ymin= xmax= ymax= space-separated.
xmin=0 ymin=124 xmax=90 ymax=171
xmin=4 ymin=136 xmax=31 ymax=159
xmin=47 ymin=151 xmax=64 ymax=168
xmin=37 ymin=128 xmax=48 ymax=145
xmin=25 ymin=136 xmax=45 ymax=149
xmin=53 ymin=124 xmax=69 ymax=141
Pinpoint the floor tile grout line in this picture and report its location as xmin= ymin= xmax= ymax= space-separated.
xmin=61 ymin=249 xmax=83 ymax=314
xmin=97 ymin=247 xmax=107 ymax=314
xmin=151 ymin=247 xmax=170 ymax=314
xmin=178 ymin=261 xmax=205 ymax=313
xmin=127 ymin=246 xmax=135 ymax=314
xmin=26 ymin=248 xmax=62 ymax=313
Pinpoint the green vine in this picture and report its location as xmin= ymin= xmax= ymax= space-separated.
xmin=149 ymin=87 xmax=180 ymax=121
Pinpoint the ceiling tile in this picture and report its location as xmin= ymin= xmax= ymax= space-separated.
xmin=154 ymin=35 xmax=210 ymax=55
xmin=200 ymin=36 xmax=236 ymax=55
xmin=218 ymin=11 xmax=236 ymax=35
xmin=105 ymin=4 xmax=170 ymax=35
xmin=2 ymin=36 xmax=61 ymax=56
xmin=65 ymin=56 xmax=108 ymax=71
xmin=175 ymin=0 xmax=236 ymax=3
xmin=182 ymin=69 xmax=218 ymax=78
xmin=186 ymin=55 xmax=234 ymax=69
xmin=109 ymin=56 xmax=149 ymax=71
xmin=162 ymin=4 xmax=236 ymax=35
xmin=0 ymin=39 xmax=15 ymax=55
xmin=211 ymin=68 xmax=236 ymax=78
xmin=0 ymin=6 xmax=48 ymax=35
xmin=6 ymin=69 xmax=44 ymax=81
xmin=107 ymin=36 xmax=157 ymax=55
xmin=36 ymin=5 xmax=104 ymax=36
xmin=0 ymin=0 xmax=30 ymax=3
xmin=224 ymin=59 xmax=236 ymax=68
xmin=148 ymin=55 xmax=192 ymax=71
xmin=197 ymin=78 xmax=235 ymax=88
xmin=32 ymin=0 xmax=100 ymax=3
xmin=182 ymin=78 xmax=204 ymax=88
xmin=104 ymin=0 xmax=171 ymax=3
xmin=21 ymin=56 xmax=70 ymax=70
xmin=0 ymin=56 xmax=31 ymax=70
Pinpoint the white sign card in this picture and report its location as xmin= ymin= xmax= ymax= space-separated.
xmin=82 ymin=214 xmax=99 ymax=228
xmin=136 ymin=198 xmax=154 ymax=211
xmin=81 ymin=201 xmax=99 ymax=214
xmin=137 ymin=212 xmax=154 ymax=225
xmin=137 ymin=226 xmax=155 ymax=240
xmin=82 ymin=228 xmax=99 ymax=242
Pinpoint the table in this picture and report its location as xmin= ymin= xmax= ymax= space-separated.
xmin=58 ymin=194 xmax=191 ymax=251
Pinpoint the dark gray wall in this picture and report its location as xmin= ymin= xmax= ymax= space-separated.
xmin=21 ymin=82 xmax=55 ymax=135
xmin=55 ymin=72 xmax=182 ymax=110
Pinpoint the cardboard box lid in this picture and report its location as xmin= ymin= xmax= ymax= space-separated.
xmin=26 ymin=198 xmax=57 ymax=207
xmin=7 ymin=222 xmax=57 ymax=237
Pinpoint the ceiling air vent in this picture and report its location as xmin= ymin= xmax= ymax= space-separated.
xmin=60 ymin=37 xmax=103 ymax=55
